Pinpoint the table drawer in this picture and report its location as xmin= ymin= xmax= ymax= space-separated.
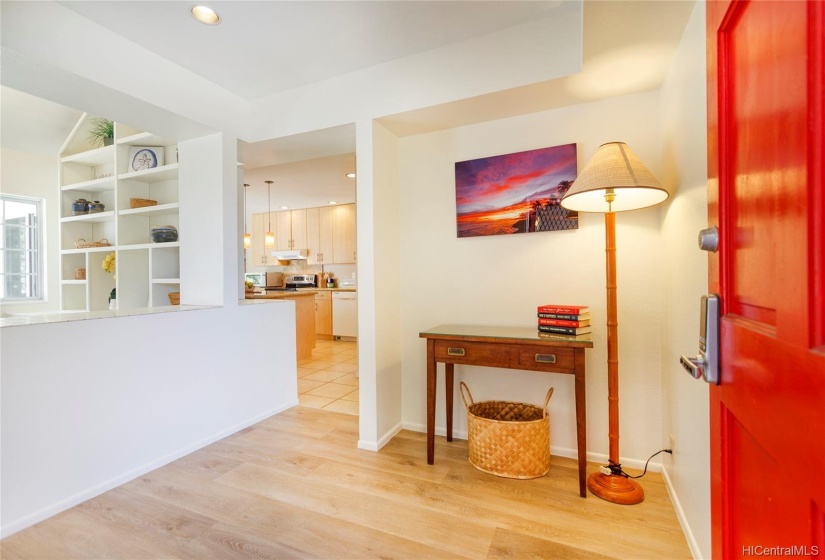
xmin=515 ymin=347 xmax=576 ymax=372
xmin=434 ymin=341 xmax=511 ymax=368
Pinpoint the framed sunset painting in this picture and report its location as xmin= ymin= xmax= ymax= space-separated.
xmin=454 ymin=143 xmax=578 ymax=238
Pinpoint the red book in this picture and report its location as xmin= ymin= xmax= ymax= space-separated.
xmin=537 ymin=312 xmax=590 ymax=321
xmin=538 ymin=317 xmax=591 ymax=328
xmin=537 ymin=304 xmax=589 ymax=314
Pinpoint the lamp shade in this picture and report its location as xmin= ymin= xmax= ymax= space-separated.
xmin=561 ymin=142 xmax=669 ymax=213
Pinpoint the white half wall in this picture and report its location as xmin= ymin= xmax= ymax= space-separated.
xmin=397 ymin=91 xmax=666 ymax=465
xmin=659 ymin=2 xmax=710 ymax=559
xmin=0 ymin=148 xmax=60 ymax=315
xmin=0 ymin=302 xmax=298 ymax=537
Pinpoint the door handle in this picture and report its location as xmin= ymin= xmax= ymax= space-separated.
xmin=698 ymin=226 xmax=719 ymax=252
xmin=680 ymin=293 xmax=720 ymax=384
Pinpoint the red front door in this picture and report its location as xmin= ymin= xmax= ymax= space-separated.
xmin=708 ymin=0 xmax=825 ymax=557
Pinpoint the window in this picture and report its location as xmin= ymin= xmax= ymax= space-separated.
xmin=1 ymin=195 xmax=44 ymax=301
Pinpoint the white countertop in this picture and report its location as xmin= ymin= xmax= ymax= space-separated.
xmin=0 ymin=304 xmax=218 ymax=328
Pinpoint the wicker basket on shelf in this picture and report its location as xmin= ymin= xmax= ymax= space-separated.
xmin=168 ymin=292 xmax=180 ymax=305
xmin=74 ymin=238 xmax=111 ymax=249
xmin=460 ymin=382 xmax=553 ymax=479
xmin=130 ymin=198 xmax=158 ymax=209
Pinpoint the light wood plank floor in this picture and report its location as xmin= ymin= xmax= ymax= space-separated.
xmin=1 ymin=406 xmax=691 ymax=559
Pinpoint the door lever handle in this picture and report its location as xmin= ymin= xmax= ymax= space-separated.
xmin=680 ymin=294 xmax=720 ymax=384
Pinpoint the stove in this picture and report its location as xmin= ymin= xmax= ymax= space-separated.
xmin=284 ymin=273 xmax=317 ymax=289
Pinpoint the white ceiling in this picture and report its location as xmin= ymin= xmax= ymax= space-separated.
xmin=1 ymin=0 xmax=695 ymax=192
xmin=58 ymin=1 xmax=560 ymax=101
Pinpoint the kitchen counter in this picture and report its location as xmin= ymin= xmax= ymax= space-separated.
xmin=244 ymin=290 xmax=316 ymax=359
xmin=245 ymin=290 xmax=318 ymax=299
xmin=298 ymin=287 xmax=356 ymax=292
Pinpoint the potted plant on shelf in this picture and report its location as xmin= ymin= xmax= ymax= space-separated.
xmin=88 ymin=118 xmax=114 ymax=147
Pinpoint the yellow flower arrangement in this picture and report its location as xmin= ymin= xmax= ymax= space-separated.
xmin=102 ymin=252 xmax=116 ymax=274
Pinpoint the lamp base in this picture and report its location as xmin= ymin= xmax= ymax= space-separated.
xmin=587 ymin=472 xmax=645 ymax=505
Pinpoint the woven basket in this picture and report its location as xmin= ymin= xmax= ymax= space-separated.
xmin=74 ymin=238 xmax=111 ymax=249
xmin=460 ymin=382 xmax=553 ymax=479
xmin=168 ymin=292 xmax=180 ymax=305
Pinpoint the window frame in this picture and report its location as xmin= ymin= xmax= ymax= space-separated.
xmin=1 ymin=193 xmax=45 ymax=303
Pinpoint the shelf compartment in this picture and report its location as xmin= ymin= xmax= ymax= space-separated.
xmin=118 ymin=163 xmax=179 ymax=183
xmin=152 ymin=278 xmax=181 ymax=284
xmin=119 ymin=202 xmax=179 ymax=217
xmin=60 ymin=211 xmax=115 ymax=224
xmin=61 ymin=177 xmax=115 ymax=193
xmin=60 ymin=145 xmax=114 ymax=167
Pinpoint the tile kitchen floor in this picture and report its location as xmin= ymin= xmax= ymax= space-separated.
xmin=297 ymin=339 xmax=359 ymax=415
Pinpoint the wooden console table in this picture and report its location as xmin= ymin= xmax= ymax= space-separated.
xmin=419 ymin=324 xmax=593 ymax=497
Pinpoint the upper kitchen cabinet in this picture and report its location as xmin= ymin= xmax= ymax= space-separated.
xmin=332 ymin=204 xmax=356 ymax=264
xmin=274 ymin=209 xmax=307 ymax=252
xmin=306 ymin=206 xmax=334 ymax=265
xmin=250 ymin=203 xmax=354 ymax=265
xmin=57 ymin=114 xmax=181 ymax=312
xmin=250 ymin=212 xmax=269 ymax=266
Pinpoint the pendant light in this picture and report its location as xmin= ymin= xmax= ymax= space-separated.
xmin=265 ymin=180 xmax=275 ymax=247
xmin=242 ymin=183 xmax=251 ymax=249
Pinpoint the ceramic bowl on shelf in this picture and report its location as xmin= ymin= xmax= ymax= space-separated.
xmin=151 ymin=225 xmax=178 ymax=243
xmin=71 ymin=198 xmax=90 ymax=215
xmin=87 ymin=200 xmax=105 ymax=213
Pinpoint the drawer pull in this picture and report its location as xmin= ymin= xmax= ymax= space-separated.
xmin=447 ymin=347 xmax=466 ymax=357
xmin=535 ymin=353 xmax=557 ymax=364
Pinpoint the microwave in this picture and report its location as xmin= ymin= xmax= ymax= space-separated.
xmin=244 ymin=273 xmax=266 ymax=288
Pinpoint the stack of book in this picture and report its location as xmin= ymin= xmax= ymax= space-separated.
xmin=537 ymin=304 xmax=592 ymax=337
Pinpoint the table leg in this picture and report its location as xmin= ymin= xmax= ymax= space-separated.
xmin=427 ymin=339 xmax=436 ymax=465
xmin=574 ymin=349 xmax=587 ymax=497
xmin=445 ymin=363 xmax=454 ymax=442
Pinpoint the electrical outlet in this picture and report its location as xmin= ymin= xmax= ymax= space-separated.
xmin=669 ymin=433 xmax=675 ymax=451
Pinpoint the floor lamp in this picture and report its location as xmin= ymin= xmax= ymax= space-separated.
xmin=560 ymin=142 xmax=671 ymax=505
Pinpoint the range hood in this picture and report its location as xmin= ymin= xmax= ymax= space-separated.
xmin=271 ymin=250 xmax=308 ymax=261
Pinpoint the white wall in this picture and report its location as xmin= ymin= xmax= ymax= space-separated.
xmin=371 ymin=121 xmax=403 ymax=445
xmin=0 ymin=302 xmax=298 ymax=537
xmin=0 ymin=148 xmax=60 ymax=314
xmin=659 ymin=2 xmax=710 ymax=558
xmin=397 ymin=91 xmax=666 ymax=466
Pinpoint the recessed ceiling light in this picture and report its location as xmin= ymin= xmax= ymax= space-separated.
xmin=191 ymin=5 xmax=221 ymax=25
xmin=346 ymin=173 xmax=356 ymax=178
xmin=280 ymin=206 xmax=289 ymax=210
xmin=328 ymin=201 xmax=338 ymax=205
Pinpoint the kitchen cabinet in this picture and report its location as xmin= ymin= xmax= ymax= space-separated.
xmin=315 ymin=290 xmax=332 ymax=339
xmin=250 ymin=213 xmax=269 ymax=265
xmin=251 ymin=203 xmax=354 ymax=265
xmin=332 ymin=204 xmax=356 ymax=264
xmin=58 ymin=115 xmax=181 ymax=312
xmin=306 ymin=206 xmax=334 ymax=264
xmin=273 ymin=209 xmax=307 ymax=252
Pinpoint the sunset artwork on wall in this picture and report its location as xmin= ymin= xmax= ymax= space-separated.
xmin=455 ymin=143 xmax=579 ymax=238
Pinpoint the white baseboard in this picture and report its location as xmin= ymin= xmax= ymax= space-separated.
xmin=399 ymin=422 xmax=662 ymax=473
xmin=662 ymin=465 xmax=702 ymax=560
xmin=358 ymin=421 xmax=403 ymax=452
xmin=0 ymin=401 xmax=297 ymax=539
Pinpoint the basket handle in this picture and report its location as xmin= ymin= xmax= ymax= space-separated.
xmin=543 ymin=387 xmax=555 ymax=415
xmin=459 ymin=381 xmax=474 ymax=410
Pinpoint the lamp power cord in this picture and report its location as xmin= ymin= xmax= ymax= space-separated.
xmin=598 ymin=448 xmax=673 ymax=479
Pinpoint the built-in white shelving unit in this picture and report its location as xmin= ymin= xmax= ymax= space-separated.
xmin=58 ymin=115 xmax=182 ymax=312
